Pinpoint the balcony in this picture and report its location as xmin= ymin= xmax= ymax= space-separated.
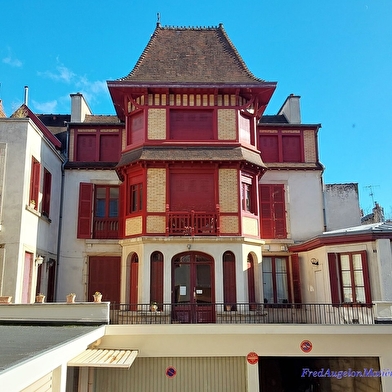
xmin=166 ymin=207 xmax=220 ymax=236
xmin=93 ymin=217 xmax=119 ymax=239
xmin=110 ymin=303 xmax=376 ymax=325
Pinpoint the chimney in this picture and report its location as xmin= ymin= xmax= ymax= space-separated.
xmin=70 ymin=93 xmax=92 ymax=123
xmin=24 ymin=86 xmax=29 ymax=106
xmin=278 ymin=94 xmax=301 ymax=124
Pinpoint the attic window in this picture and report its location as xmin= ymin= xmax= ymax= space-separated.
xmin=169 ymin=109 xmax=214 ymax=140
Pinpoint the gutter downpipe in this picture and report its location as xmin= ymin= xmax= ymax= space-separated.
xmin=54 ymin=125 xmax=69 ymax=301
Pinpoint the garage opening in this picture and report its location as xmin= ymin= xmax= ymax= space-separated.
xmin=259 ymin=357 xmax=382 ymax=391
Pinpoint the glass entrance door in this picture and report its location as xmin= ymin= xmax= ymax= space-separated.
xmin=172 ymin=252 xmax=215 ymax=323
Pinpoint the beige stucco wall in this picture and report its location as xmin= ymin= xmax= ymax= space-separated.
xmin=100 ymin=324 xmax=392 ymax=392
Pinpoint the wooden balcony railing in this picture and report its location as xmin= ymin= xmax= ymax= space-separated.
xmin=109 ymin=303 xmax=375 ymax=325
xmin=93 ymin=217 xmax=119 ymax=239
xmin=166 ymin=205 xmax=220 ymax=236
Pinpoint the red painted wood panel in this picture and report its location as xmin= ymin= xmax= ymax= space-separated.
xmin=170 ymin=172 xmax=215 ymax=211
xmin=88 ymin=256 xmax=121 ymax=303
xmin=77 ymin=183 xmax=93 ymax=238
xmin=170 ymin=109 xmax=213 ymax=140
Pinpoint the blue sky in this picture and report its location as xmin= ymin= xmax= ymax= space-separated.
xmin=1 ymin=0 xmax=391 ymax=218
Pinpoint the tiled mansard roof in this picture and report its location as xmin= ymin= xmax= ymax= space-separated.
xmin=119 ymin=23 xmax=265 ymax=85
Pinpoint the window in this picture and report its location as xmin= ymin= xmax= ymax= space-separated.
xmin=262 ymin=255 xmax=301 ymax=305
xmin=42 ymin=169 xmax=52 ymax=217
xmin=259 ymin=131 xmax=303 ymax=163
xmin=260 ymin=184 xmax=287 ymax=239
xmin=127 ymin=111 xmax=144 ymax=145
xmin=75 ymin=130 xmax=121 ymax=162
xmin=223 ymin=251 xmax=237 ymax=310
xmin=170 ymin=109 xmax=214 ymax=140
xmin=77 ymin=183 xmax=119 ymax=239
xmin=328 ymin=251 xmax=371 ymax=304
xmin=29 ymin=157 xmax=41 ymax=209
xmin=263 ymin=257 xmax=289 ymax=304
xmin=241 ymin=175 xmax=255 ymax=213
xmin=150 ymin=252 xmax=164 ymax=310
xmin=130 ymin=183 xmax=143 ymax=213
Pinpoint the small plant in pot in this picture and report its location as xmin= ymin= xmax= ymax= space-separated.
xmin=93 ymin=291 xmax=102 ymax=303
xmin=150 ymin=301 xmax=158 ymax=312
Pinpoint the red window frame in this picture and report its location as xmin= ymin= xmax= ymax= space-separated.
xmin=260 ymin=184 xmax=287 ymax=239
xmin=328 ymin=251 xmax=371 ymax=305
xmin=130 ymin=183 xmax=143 ymax=213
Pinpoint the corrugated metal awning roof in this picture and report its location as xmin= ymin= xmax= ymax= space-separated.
xmin=68 ymin=349 xmax=138 ymax=368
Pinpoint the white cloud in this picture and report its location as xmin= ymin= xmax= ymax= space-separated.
xmin=2 ymin=53 xmax=22 ymax=67
xmin=32 ymin=99 xmax=58 ymax=113
xmin=38 ymin=65 xmax=76 ymax=84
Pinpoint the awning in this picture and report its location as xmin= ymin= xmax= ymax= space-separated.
xmin=68 ymin=349 xmax=138 ymax=368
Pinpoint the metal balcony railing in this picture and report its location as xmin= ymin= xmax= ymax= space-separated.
xmin=109 ymin=303 xmax=375 ymax=325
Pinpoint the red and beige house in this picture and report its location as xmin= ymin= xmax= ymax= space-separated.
xmin=1 ymin=23 xmax=392 ymax=392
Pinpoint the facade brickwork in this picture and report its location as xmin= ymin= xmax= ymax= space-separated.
xmin=218 ymin=109 xmax=236 ymax=140
xmin=125 ymin=216 xmax=142 ymax=236
xmin=304 ymin=129 xmax=316 ymax=162
xmin=146 ymin=215 xmax=166 ymax=233
xmin=147 ymin=168 xmax=166 ymax=212
xmin=69 ymin=130 xmax=75 ymax=161
xmin=148 ymin=109 xmax=166 ymax=140
xmin=219 ymin=169 xmax=238 ymax=212
xmin=220 ymin=216 xmax=239 ymax=234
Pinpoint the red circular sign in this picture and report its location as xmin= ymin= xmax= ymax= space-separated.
xmin=166 ymin=366 xmax=177 ymax=378
xmin=300 ymin=340 xmax=313 ymax=353
xmin=247 ymin=352 xmax=259 ymax=364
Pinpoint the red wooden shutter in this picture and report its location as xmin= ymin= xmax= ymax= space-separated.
xmin=88 ymin=256 xmax=121 ymax=303
xmin=260 ymin=184 xmax=286 ymax=239
xmin=282 ymin=135 xmax=301 ymax=162
xmin=247 ymin=254 xmax=256 ymax=309
xmin=260 ymin=185 xmax=273 ymax=238
xmin=42 ymin=169 xmax=51 ymax=216
xmin=100 ymin=134 xmax=120 ymax=162
xmin=359 ymin=250 xmax=372 ymax=304
xmin=273 ymin=185 xmax=287 ymax=238
xmin=150 ymin=252 xmax=164 ymax=308
xmin=328 ymin=253 xmax=340 ymax=304
xmin=30 ymin=158 xmax=41 ymax=208
xmin=223 ymin=252 xmax=237 ymax=308
xmin=129 ymin=254 xmax=139 ymax=311
xmin=77 ymin=183 xmax=93 ymax=238
xmin=76 ymin=134 xmax=96 ymax=161
xmin=291 ymin=254 xmax=302 ymax=303
xmin=170 ymin=109 xmax=213 ymax=140
xmin=259 ymin=135 xmax=279 ymax=162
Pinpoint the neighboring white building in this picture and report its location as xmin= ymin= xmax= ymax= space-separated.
xmin=0 ymin=105 xmax=64 ymax=303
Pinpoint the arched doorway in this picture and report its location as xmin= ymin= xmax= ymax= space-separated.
xmin=172 ymin=252 xmax=215 ymax=323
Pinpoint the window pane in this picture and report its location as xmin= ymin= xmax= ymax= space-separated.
xmin=275 ymin=258 xmax=287 ymax=273
xmin=352 ymin=254 xmax=362 ymax=270
xmin=96 ymin=187 xmax=106 ymax=198
xmin=263 ymin=272 xmax=274 ymax=304
xmin=262 ymin=258 xmax=272 ymax=273
xmin=109 ymin=200 xmax=118 ymax=217
xmin=355 ymin=287 xmax=366 ymax=303
xmin=276 ymin=273 xmax=288 ymax=303
xmin=354 ymin=271 xmax=364 ymax=286
xmin=340 ymin=255 xmax=350 ymax=270
xmin=343 ymin=288 xmax=353 ymax=303
xmin=341 ymin=270 xmax=351 ymax=286
xmin=95 ymin=200 xmax=105 ymax=217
